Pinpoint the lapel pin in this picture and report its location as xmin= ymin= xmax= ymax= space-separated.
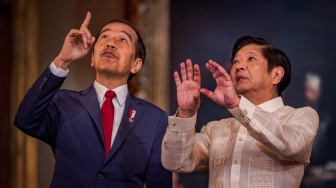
xmin=128 ymin=108 xmax=136 ymax=122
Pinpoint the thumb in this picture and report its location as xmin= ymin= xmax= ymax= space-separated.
xmin=88 ymin=37 xmax=96 ymax=46
xmin=200 ymin=88 xmax=213 ymax=100
xmin=193 ymin=91 xmax=200 ymax=100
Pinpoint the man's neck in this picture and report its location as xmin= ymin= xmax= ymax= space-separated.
xmin=243 ymin=93 xmax=279 ymax=105
xmin=95 ymin=78 xmax=127 ymax=91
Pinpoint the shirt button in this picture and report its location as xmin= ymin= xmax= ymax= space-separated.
xmin=239 ymin=137 xmax=242 ymax=141
xmin=98 ymin=174 xmax=104 ymax=180
xmin=172 ymin=122 xmax=176 ymax=126
xmin=234 ymin=160 xmax=238 ymax=164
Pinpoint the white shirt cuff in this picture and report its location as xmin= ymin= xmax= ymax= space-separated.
xmin=168 ymin=113 xmax=197 ymax=133
xmin=49 ymin=61 xmax=69 ymax=77
xmin=228 ymin=95 xmax=256 ymax=124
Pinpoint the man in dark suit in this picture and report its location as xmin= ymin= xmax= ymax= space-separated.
xmin=14 ymin=12 xmax=172 ymax=188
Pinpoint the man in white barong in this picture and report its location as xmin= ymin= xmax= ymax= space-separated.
xmin=162 ymin=35 xmax=319 ymax=188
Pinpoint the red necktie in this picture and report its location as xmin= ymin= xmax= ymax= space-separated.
xmin=101 ymin=90 xmax=116 ymax=157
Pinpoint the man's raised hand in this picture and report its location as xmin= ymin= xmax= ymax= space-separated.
xmin=175 ymin=59 xmax=201 ymax=118
xmin=200 ymin=60 xmax=240 ymax=109
xmin=54 ymin=12 xmax=96 ymax=69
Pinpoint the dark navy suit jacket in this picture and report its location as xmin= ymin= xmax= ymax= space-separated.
xmin=14 ymin=67 xmax=172 ymax=188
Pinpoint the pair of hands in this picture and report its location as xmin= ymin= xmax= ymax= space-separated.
xmin=54 ymin=12 xmax=95 ymax=70
xmin=175 ymin=59 xmax=240 ymax=118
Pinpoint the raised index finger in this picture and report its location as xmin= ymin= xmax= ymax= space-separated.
xmin=207 ymin=60 xmax=230 ymax=79
xmin=81 ymin=12 xmax=91 ymax=29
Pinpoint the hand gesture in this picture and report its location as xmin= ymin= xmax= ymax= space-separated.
xmin=54 ymin=12 xmax=96 ymax=69
xmin=200 ymin=60 xmax=240 ymax=109
xmin=174 ymin=59 xmax=201 ymax=118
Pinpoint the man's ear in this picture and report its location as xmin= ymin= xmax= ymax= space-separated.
xmin=131 ymin=58 xmax=143 ymax=74
xmin=272 ymin=66 xmax=284 ymax=84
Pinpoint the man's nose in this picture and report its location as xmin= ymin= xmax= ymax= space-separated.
xmin=106 ymin=39 xmax=116 ymax=49
xmin=235 ymin=61 xmax=246 ymax=71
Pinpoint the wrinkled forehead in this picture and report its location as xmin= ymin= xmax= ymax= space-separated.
xmin=240 ymin=44 xmax=263 ymax=51
xmin=99 ymin=22 xmax=138 ymax=41
xmin=235 ymin=44 xmax=264 ymax=57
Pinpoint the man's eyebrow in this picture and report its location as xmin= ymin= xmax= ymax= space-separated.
xmin=120 ymin=30 xmax=133 ymax=42
xmin=99 ymin=28 xmax=111 ymax=36
xmin=98 ymin=28 xmax=133 ymax=42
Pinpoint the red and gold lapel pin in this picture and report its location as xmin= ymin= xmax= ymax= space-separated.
xmin=128 ymin=108 xmax=136 ymax=122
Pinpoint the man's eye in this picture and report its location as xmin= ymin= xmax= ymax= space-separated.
xmin=233 ymin=60 xmax=239 ymax=64
xmin=248 ymin=57 xmax=256 ymax=61
xmin=101 ymin=35 xmax=108 ymax=39
xmin=120 ymin=38 xmax=128 ymax=42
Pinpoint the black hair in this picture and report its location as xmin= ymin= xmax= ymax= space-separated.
xmin=231 ymin=35 xmax=291 ymax=95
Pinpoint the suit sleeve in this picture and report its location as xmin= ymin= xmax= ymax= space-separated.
xmin=14 ymin=67 xmax=65 ymax=146
xmin=145 ymin=111 xmax=172 ymax=188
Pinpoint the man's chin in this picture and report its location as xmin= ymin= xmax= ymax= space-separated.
xmin=102 ymin=58 xmax=118 ymax=64
xmin=96 ymin=67 xmax=116 ymax=75
xmin=235 ymin=87 xmax=249 ymax=95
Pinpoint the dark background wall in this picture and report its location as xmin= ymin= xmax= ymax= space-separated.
xmin=170 ymin=1 xmax=336 ymax=187
xmin=0 ymin=2 xmax=12 ymax=188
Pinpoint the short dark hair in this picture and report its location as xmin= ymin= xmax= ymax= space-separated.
xmin=231 ymin=35 xmax=291 ymax=95
xmin=93 ymin=19 xmax=146 ymax=81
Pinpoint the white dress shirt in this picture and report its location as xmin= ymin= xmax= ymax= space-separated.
xmin=94 ymin=82 xmax=127 ymax=146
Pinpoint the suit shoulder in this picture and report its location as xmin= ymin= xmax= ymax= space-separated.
xmin=54 ymin=88 xmax=90 ymax=103
xmin=57 ymin=89 xmax=82 ymax=97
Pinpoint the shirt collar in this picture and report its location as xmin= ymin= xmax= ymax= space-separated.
xmin=258 ymin=96 xmax=284 ymax=113
xmin=94 ymin=81 xmax=128 ymax=106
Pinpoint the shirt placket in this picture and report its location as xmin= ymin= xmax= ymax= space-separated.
xmin=231 ymin=125 xmax=248 ymax=187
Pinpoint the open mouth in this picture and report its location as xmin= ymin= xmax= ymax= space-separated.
xmin=236 ymin=75 xmax=247 ymax=82
xmin=101 ymin=51 xmax=117 ymax=59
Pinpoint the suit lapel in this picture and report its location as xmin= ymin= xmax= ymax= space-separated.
xmin=78 ymin=86 xmax=146 ymax=162
xmin=78 ymin=85 xmax=104 ymax=144
xmin=105 ymin=93 xmax=145 ymax=163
